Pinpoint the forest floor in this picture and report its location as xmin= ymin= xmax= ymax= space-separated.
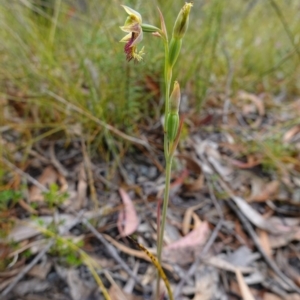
xmin=1 ymin=88 xmax=300 ymax=300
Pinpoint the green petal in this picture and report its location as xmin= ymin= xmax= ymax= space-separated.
xmin=120 ymin=33 xmax=132 ymax=43
xmin=121 ymin=5 xmax=142 ymax=24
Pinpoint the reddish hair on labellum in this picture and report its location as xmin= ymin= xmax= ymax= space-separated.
xmin=124 ymin=33 xmax=135 ymax=61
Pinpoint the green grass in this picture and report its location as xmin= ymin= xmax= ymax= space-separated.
xmin=0 ymin=0 xmax=299 ymax=153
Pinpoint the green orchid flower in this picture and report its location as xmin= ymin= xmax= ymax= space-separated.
xmin=120 ymin=6 xmax=145 ymax=62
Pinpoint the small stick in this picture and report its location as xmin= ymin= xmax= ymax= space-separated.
xmin=1 ymin=157 xmax=48 ymax=193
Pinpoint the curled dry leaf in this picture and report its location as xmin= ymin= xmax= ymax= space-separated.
xmin=163 ymin=221 xmax=210 ymax=265
xmin=228 ymin=155 xmax=262 ymax=169
xmin=182 ymin=203 xmax=205 ymax=235
xmin=117 ymin=188 xmax=139 ymax=237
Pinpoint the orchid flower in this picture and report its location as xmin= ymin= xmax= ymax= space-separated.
xmin=120 ymin=6 xmax=145 ymax=62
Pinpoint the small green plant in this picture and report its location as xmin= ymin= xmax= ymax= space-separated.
xmin=120 ymin=3 xmax=192 ymax=299
xmin=43 ymin=183 xmax=68 ymax=209
xmin=0 ymin=190 xmax=22 ymax=211
xmin=50 ymin=238 xmax=83 ymax=267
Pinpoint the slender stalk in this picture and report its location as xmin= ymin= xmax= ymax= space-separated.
xmin=156 ymin=41 xmax=173 ymax=299
xmin=163 ymin=42 xmax=171 ymax=159
xmin=157 ymin=156 xmax=173 ymax=260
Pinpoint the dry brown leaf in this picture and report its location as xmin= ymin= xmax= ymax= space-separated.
xmin=235 ymin=268 xmax=255 ymax=300
xmin=109 ymin=285 xmax=128 ymax=300
xmin=182 ymin=203 xmax=205 ymax=235
xmin=263 ymin=293 xmax=281 ymax=300
xmin=192 ymin=212 xmax=202 ymax=229
xmin=248 ymin=180 xmax=279 ymax=202
xmin=163 ymin=222 xmax=210 ymax=265
xmin=283 ymin=125 xmax=300 ymax=143
xmin=118 ymin=188 xmax=139 ymax=237
xmin=264 ymin=293 xmax=300 ymax=300
xmin=29 ymin=166 xmax=58 ymax=202
xmin=228 ymin=155 xmax=262 ymax=169
xmin=165 ymin=221 xmax=209 ymax=250
xmin=257 ymin=229 xmax=272 ymax=257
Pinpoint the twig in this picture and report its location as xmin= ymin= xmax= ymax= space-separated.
xmin=227 ymin=200 xmax=300 ymax=294
xmin=1 ymin=157 xmax=48 ymax=192
xmin=174 ymin=179 xmax=224 ymax=298
xmin=82 ymin=218 xmax=147 ymax=291
xmin=49 ymin=142 xmax=69 ymax=177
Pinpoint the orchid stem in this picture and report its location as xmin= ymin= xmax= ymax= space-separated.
xmin=156 ymin=41 xmax=173 ymax=300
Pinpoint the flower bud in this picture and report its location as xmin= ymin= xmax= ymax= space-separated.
xmin=141 ymin=23 xmax=160 ymax=33
xmin=166 ymin=112 xmax=179 ymax=142
xmin=166 ymin=81 xmax=181 ymax=142
xmin=168 ymin=3 xmax=192 ymax=67
xmin=172 ymin=2 xmax=193 ymax=40
xmin=169 ymin=81 xmax=181 ymax=113
xmin=168 ymin=37 xmax=182 ymax=68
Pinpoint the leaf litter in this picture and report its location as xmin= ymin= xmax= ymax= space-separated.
xmin=1 ymin=82 xmax=300 ymax=300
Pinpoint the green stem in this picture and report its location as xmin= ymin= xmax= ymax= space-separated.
xmin=163 ymin=43 xmax=171 ymax=159
xmin=156 ymin=155 xmax=172 ymax=261
xmin=156 ymin=40 xmax=173 ymax=300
